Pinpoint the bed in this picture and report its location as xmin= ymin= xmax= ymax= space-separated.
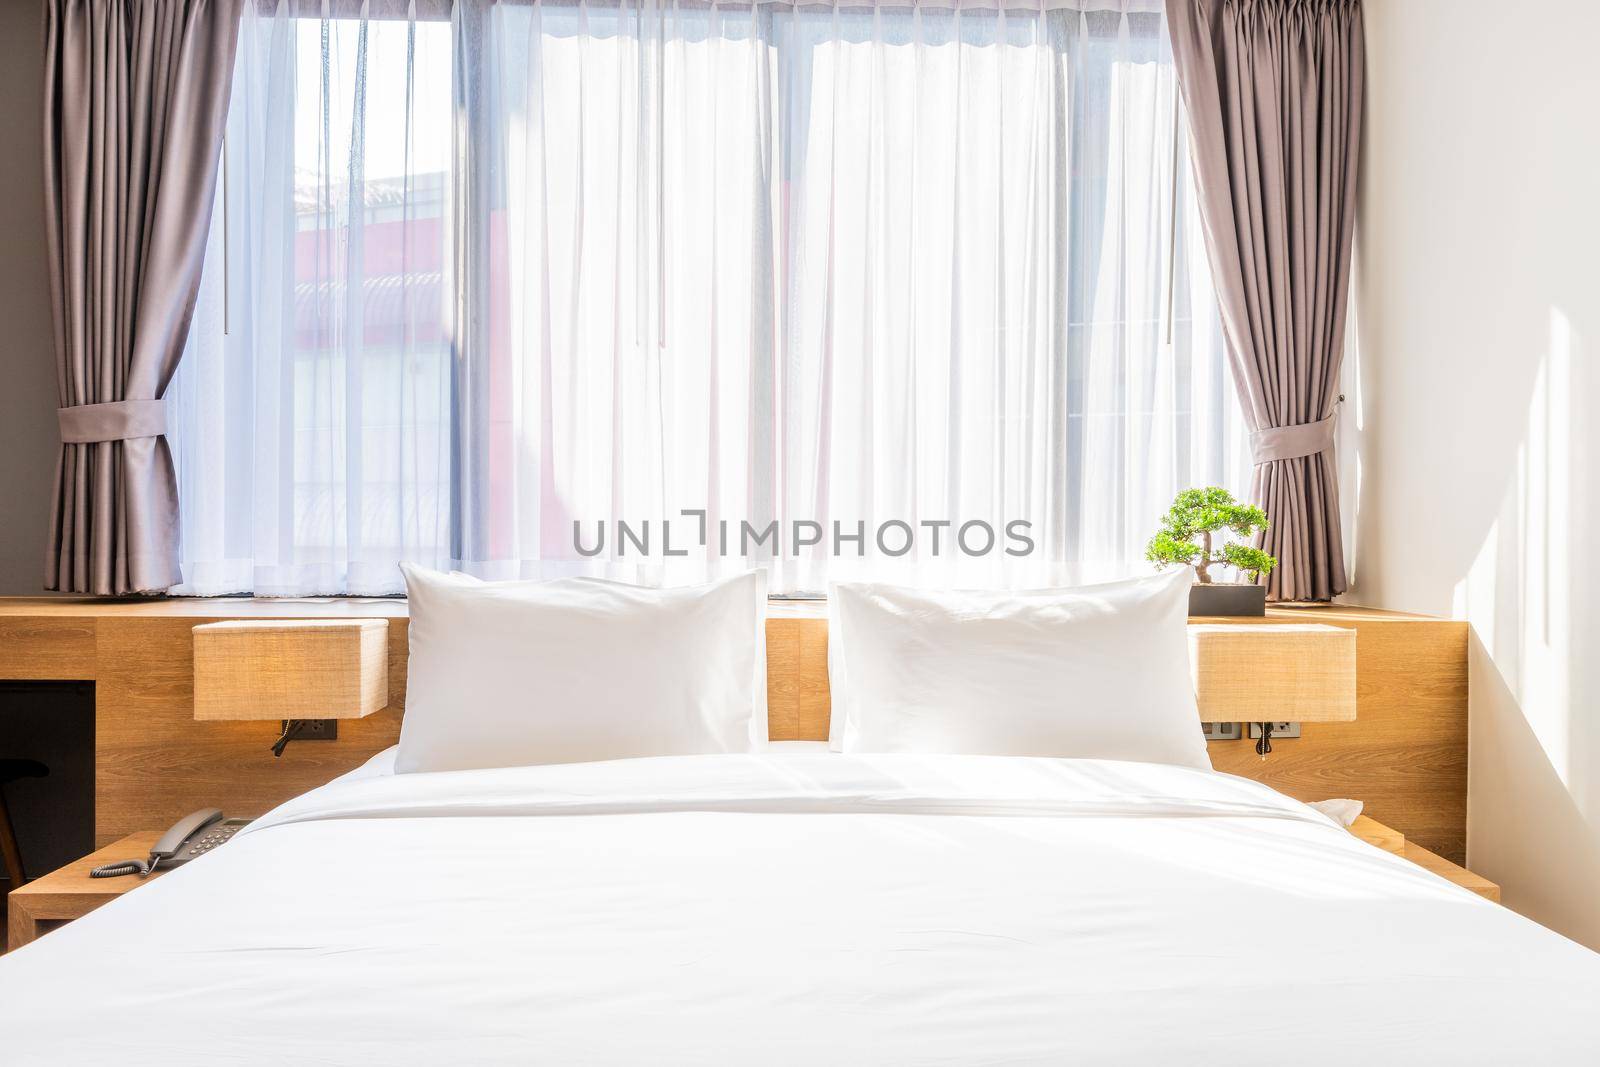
xmin=3 ymin=746 xmax=1598 ymax=1064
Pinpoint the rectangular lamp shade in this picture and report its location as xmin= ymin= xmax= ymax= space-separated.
xmin=1189 ymin=623 xmax=1356 ymax=723
xmin=193 ymin=620 xmax=389 ymax=722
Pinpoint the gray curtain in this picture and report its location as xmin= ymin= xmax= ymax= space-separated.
xmin=42 ymin=0 xmax=239 ymax=594
xmin=1165 ymin=0 xmax=1363 ymax=602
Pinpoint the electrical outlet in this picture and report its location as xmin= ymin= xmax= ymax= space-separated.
xmin=283 ymin=718 xmax=339 ymax=742
xmin=1247 ymin=721 xmax=1300 ymax=740
xmin=1201 ymin=722 xmax=1242 ymax=741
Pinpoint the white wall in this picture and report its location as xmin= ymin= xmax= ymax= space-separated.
xmin=1351 ymin=0 xmax=1600 ymax=947
xmin=0 ymin=0 xmax=61 ymax=597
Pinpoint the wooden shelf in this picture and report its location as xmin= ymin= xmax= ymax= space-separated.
xmin=1348 ymin=816 xmax=1499 ymax=902
xmin=0 ymin=597 xmax=1427 ymax=622
xmin=7 ymin=831 xmax=166 ymax=951
xmin=1349 ymin=814 xmax=1405 ymax=854
xmin=0 ymin=597 xmax=1469 ymax=866
xmin=1402 ymin=842 xmax=1500 ymax=902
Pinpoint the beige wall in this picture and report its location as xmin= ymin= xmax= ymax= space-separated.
xmin=1350 ymin=0 xmax=1600 ymax=946
xmin=0 ymin=0 xmax=58 ymax=596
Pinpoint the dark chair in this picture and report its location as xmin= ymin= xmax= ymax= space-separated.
xmin=0 ymin=759 xmax=49 ymax=893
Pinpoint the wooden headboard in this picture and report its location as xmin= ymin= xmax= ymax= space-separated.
xmin=0 ymin=600 xmax=1467 ymax=862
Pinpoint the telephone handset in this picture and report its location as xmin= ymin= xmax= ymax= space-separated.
xmin=90 ymin=809 xmax=252 ymax=878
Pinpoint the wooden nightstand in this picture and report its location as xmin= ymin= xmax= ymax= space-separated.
xmin=6 ymin=831 xmax=166 ymax=952
xmin=1350 ymin=815 xmax=1499 ymax=902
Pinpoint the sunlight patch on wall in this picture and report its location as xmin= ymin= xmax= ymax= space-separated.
xmin=1454 ymin=308 xmax=1574 ymax=785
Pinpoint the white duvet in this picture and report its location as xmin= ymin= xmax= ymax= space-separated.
xmin=3 ymin=751 xmax=1599 ymax=1064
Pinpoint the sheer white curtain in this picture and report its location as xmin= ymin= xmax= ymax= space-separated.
xmin=170 ymin=1 xmax=456 ymax=595
xmin=769 ymin=2 xmax=1245 ymax=589
xmin=171 ymin=0 xmax=1248 ymax=596
xmin=450 ymin=0 xmax=779 ymax=585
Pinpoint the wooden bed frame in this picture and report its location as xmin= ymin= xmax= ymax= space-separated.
xmin=0 ymin=599 xmax=1468 ymax=861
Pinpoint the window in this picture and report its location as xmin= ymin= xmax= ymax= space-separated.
xmin=169 ymin=0 xmax=1249 ymax=596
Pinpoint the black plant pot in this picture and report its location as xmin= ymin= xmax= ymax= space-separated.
xmin=1188 ymin=582 xmax=1266 ymax=617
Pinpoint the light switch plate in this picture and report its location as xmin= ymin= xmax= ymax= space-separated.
xmin=1201 ymin=721 xmax=1242 ymax=741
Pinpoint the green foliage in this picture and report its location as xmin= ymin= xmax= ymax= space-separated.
xmin=1221 ymin=543 xmax=1277 ymax=581
xmin=1145 ymin=530 xmax=1201 ymax=566
xmin=1144 ymin=487 xmax=1278 ymax=583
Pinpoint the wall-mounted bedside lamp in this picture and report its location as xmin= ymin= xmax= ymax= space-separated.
xmin=193 ymin=620 xmax=389 ymax=756
xmin=1189 ymin=624 xmax=1356 ymax=756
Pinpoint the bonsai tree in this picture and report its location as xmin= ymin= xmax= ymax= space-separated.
xmin=1145 ymin=487 xmax=1278 ymax=584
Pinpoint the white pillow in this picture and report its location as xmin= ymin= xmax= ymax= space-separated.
xmin=827 ymin=568 xmax=1209 ymax=770
xmin=397 ymin=566 xmax=768 ymax=773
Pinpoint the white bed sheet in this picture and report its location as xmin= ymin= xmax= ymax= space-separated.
xmin=2 ymin=751 xmax=1597 ymax=1065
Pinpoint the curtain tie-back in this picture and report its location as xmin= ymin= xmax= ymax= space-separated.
xmin=1249 ymin=413 xmax=1335 ymax=465
xmin=57 ymin=399 xmax=168 ymax=444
